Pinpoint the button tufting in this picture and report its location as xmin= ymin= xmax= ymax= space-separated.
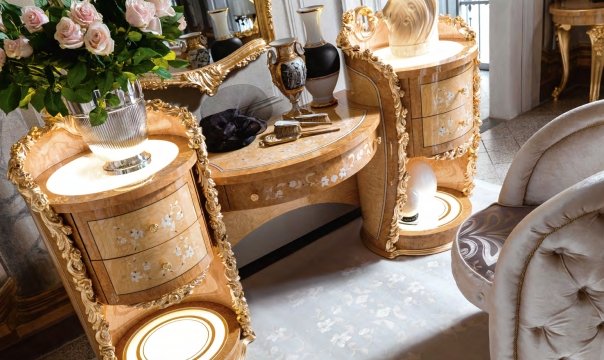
xmin=553 ymin=248 xmax=565 ymax=255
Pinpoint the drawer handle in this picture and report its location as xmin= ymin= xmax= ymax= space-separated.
xmin=148 ymin=224 xmax=159 ymax=233
xmin=161 ymin=262 xmax=172 ymax=272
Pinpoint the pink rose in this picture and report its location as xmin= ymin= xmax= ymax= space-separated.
xmin=69 ymin=0 xmax=102 ymax=28
xmin=54 ymin=17 xmax=84 ymax=49
xmin=141 ymin=16 xmax=162 ymax=35
xmin=148 ymin=0 xmax=175 ymax=17
xmin=177 ymin=16 xmax=187 ymax=31
xmin=125 ymin=0 xmax=156 ymax=29
xmin=84 ymin=22 xmax=114 ymax=56
xmin=0 ymin=49 xmax=5 ymax=71
xmin=4 ymin=36 xmax=33 ymax=59
xmin=21 ymin=6 xmax=49 ymax=33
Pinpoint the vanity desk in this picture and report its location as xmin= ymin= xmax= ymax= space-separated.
xmin=208 ymin=91 xmax=381 ymax=245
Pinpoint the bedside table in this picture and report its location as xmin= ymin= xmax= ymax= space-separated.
xmin=8 ymin=101 xmax=253 ymax=359
xmin=338 ymin=9 xmax=480 ymax=258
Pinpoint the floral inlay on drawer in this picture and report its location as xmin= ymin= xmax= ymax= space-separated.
xmin=422 ymin=102 xmax=474 ymax=148
xmin=88 ymin=184 xmax=199 ymax=259
xmin=420 ymin=67 xmax=473 ymax=117
xmin=101 ymin=221 xmax=209 ymax=295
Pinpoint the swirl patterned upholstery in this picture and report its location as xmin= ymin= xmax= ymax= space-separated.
xmin=451 ymin=100 xmax=604 ymax=359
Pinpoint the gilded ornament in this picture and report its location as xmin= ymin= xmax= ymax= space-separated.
xmin=337 ymin=6 xmax=410 ymax=255
xmin=134 ymin=269 xmax=209 ymax=309
xmin=8 ymin=125 xmax=117 ymax=360
xmin=140 ymin=39 xmax=267 ymax=95
xmin=146 ymin=100 xmax=255 ymax=342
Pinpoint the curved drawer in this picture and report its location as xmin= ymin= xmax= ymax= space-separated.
xmin=420 ymin=67 xmax=473 ymax=117
xmin=95 ymin=219 xmax=210 ymax=297
xmin=422 ymin=100 xmax=474 ymax=148
xmin=218 ymin=133 xmax=379 ymax=210
xmin=88 ymin=182 xmax=199 ymax=259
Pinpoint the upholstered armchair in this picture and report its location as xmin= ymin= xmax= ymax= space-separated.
xmin=451 ymin=100 xmax=604 ymax=359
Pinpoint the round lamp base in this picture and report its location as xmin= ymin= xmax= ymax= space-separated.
xmin=118 ymin=302 xmax=242 ymax=360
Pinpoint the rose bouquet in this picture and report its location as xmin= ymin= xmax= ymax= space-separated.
xmin=0 ymin=0 xmax=188 ymax=125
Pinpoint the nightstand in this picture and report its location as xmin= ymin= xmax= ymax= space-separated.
xmin=8 ymin=101 xmax=253 ymax=359
xmin=338 ymin=9 xmax=480 ymax=258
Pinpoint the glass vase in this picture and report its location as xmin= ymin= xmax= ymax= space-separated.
xmin=64 ymin=80 xmax=151 ymax=175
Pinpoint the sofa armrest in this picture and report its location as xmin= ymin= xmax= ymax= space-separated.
xmin=498 ymin=100 xmax=604 ymax=206
xmin=489 ymin=171 xmax=604 ymax=359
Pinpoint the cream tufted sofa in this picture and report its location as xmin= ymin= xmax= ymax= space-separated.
xmin=451 ymin=100 xmax=604 ymax=359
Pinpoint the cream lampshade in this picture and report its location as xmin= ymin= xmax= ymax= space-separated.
xmin=401 ymin=159 xmax=437 ymax=222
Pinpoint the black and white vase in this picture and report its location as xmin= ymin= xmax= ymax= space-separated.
xmin=297 ymin=5 xmax=340 ymax=108
xmin=208 ymin=8 xmax=243 ymax=62
xmin=180 ymin=32 xmax=210 ymax=69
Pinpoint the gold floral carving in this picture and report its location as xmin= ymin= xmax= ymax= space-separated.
xmin=587 ymin=25 xmax=604 ymax=56
xmin=255 ymin=0 xmax=275 ymax=43
xmin=430 ymin=60 xmax=481 ymax=196
xmin=140 ymin=38 xmax=267 ymax=95
xmin=7 ymin=127 xmax=117 ymax=360
xmin=337 ymin=6 xmax=410 ymax=255
xmin=438 ymin=14 xmax=476 ymax=42
xmin=134 ymin=268 xmax=209 ymax=310
xmin=146 ymin=99 xmax=255 ymax=342
xmin=463 ymin=60 xmax=483 ymax=196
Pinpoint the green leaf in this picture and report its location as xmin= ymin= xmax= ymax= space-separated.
xmin=0 ymin=83 xmax=21 ymax=114
xmin=132 ymin=47 xmax=160 ymax=65
xmin=67 ymin=62 xmax=88 ymax=88
xmin=125 ymin=60 xmax=156 ymax=74
xmin=128 ymin=31 xmax=143 ymax=42
xmin=61 ymin=87 xmax=92 ymax=103
xmin=98 ymin=72 xmax=115 ymax=96
xmin=19 ymin=88 xmax=35 ymax=108
xmin=168 ymin=59 xmax=189 ymax=69
xmin=31 ymin=88 xmax=47 ymax=112
xmin=0 ymin=33 xmax=8 ymax=40
xmin=106 ymin=93 xmax=120 ymax=107
xmin=45 ymin=89 xmax=68 ymax=116
xmin=152 ymin=57 xmax=169 ymax=69
xmin=62 ymin=0 xmax=72 ymax=8
xmin=116 ymin=74 xmax=130 ymax=91
xmin=47 ymin=7 xmax=64 ymax=23
xmin=90 ymin=106 xmax=107 ymax=126
xmin=34 ymin=0 xmax=48 ymax=7
xmin=154 ymin=67 xmax=172 ymax=79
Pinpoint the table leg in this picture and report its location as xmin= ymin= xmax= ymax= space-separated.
xmin=587 ymin=26 xmax=604 ymax=102
xmin=552 ymin=24 xmax=571 ymax=101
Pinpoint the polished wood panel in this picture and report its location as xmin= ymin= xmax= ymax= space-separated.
xmin=96 ymin=219 xmax=210 ymax=296
xmin=220 ymin=135 xmax=377 ymax=211
xmin=420 ymin=101 xmax=474 ymax=148
xmin=88 ymin=182 xmax=199 ymax=259
xmin=420 ymin=67 xmax=473 ymax=117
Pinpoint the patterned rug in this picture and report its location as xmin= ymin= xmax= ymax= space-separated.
xmin=37 ymin=180 xmax=499 ymax=360
xmin=243 ymin=180 xmax=498 ymax=360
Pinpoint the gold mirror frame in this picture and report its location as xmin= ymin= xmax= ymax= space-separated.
xmin=140 ymin=0 xmax=274 ymax=94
